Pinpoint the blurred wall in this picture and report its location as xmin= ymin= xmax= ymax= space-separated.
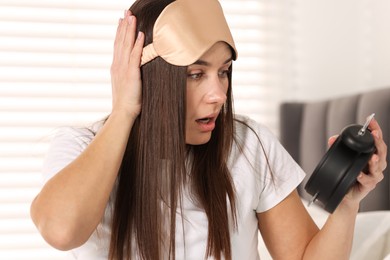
xmin=286 ymin=0 xmax=390 ymax=101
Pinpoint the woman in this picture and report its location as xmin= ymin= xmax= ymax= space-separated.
xmin=30 ymin=0 xmax=387 ymax=259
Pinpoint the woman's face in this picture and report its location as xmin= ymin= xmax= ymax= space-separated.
xmin=185 ymin=42 xmax=232 ymax=145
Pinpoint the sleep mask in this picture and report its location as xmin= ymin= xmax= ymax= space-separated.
xmin=141 ymin=0 xmax=238 ymax=66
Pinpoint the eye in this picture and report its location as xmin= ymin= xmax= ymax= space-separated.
xmin=218 ymin=69 xmax=231 ymax=78
xmin=187 ymin=72 xmax=203 ymax=80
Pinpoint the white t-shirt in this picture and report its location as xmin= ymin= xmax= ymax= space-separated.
xmin=42 ymin=115 xmax=305 ymax=259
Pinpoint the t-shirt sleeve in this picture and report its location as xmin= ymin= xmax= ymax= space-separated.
xmin=42 ymin=127 xmax=95 ymax=183
xmin=245 ymin=119 xmax=306 ymax=213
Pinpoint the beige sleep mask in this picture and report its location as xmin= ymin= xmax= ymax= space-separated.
xmin=141 ymin=0 xmax=237 ymax=66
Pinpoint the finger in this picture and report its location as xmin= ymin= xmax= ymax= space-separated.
xmin=118 ymin=10 xmax=131 ymax=48
xmin=113 ymin=11 xmax=131 ymax=64
xmin=368 ymin=118 xmax=383 ymax=139
xmin=356 ymin=171 xmax=383 ymax=192
xmin=372 ymin=130 xmax=386 ymax=154
xmin=115 ymin=10 xmax=128 ymax=43
xmin=371 ymin=123 xmax=387 ymax=169
xmin=373 ymin=135 xmax=387 ymax=172
xmin=123 ymin=15 xmax=137 ymax=63
xmin=368 ymin=153 xmax=381 ymax=172
xmin=368 ymin=118 xmax=387 ymax=170
xmin=366 ymin=154 xmax=386 ymax=188
xmin=327 ymin=135 xmax=338 ymax=147
xmin=118 ymin=10 xmax=132 ymax=44
xmin=129 ymin=31 xmax=145 ymax=70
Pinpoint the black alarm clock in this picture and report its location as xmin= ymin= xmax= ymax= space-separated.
xmin=304 ymin=114 xmax=376 ymax=213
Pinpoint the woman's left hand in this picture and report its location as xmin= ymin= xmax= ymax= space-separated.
xmin=329 ymin=118 xmax=387 ymax=207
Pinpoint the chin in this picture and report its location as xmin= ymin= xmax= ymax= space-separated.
xmin=186 ymin=134 xmax=212 ymax=145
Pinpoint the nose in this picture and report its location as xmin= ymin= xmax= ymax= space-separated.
xmin=205 ymin=76 xmax=227 ymax=104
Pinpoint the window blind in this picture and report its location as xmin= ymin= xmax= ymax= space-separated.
xmin=0 ymin=0 xmax=291 ymax=258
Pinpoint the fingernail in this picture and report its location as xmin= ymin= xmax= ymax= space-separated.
xmin=328 ymin=135 xmax=338 ymax=143
xmin=128 ymin=16 xmax=133 ymax=24
xmin=124 ymin=10 xmax=129 ymax=17
xmin=137 ymin=31 xmax=143 ymax=40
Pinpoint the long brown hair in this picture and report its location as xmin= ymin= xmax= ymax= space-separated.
xmin=108 ymin=0 xmax=237 ymax=259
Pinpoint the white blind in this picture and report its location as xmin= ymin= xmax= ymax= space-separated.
xmin=0 ymin=0 xmax=290 ymax=259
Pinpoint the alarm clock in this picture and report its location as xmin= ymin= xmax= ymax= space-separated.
xmin=304 ymin=114 xmax=376 ymax=213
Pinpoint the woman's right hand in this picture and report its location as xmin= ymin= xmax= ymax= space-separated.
xmin=110 ymin=10 xmax=145 ymax=118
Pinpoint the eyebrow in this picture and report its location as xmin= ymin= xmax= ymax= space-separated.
xmin=192 ymin=56 xmax=233 ymax=66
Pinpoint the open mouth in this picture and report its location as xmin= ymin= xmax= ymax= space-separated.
xmin=194 ymin=115 xmax=217 ymax=132
xmin=196 ymin=117 xmax=212 ymax=124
